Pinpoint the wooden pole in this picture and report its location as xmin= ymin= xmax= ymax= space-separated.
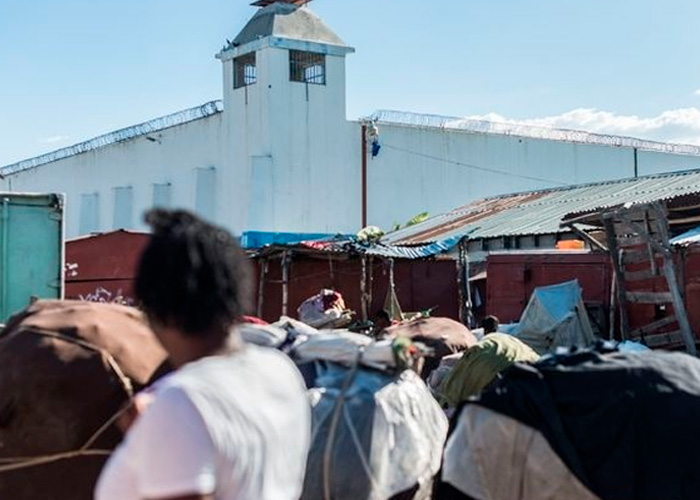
xmin=360 ymin=256 xmax=368 ymax=321
xmin=256 ymin=258 xmax=268 ymax=318
xmin=608 ymin=270 xmax=616 ymax=340
xmin=281 ymin=251 xmax=290 ymax=317
xmin=603 ymin=216 xmax=630 ymax=340
xmin=650 ymin=203 xmax=696 ymax=355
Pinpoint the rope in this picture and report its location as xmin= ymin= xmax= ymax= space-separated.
xmin=0 ymin=403 xmax=132 ymax=473
xmin=322 ymin=349 xmax=363 ymax=500
xmin=0 ymin=327 xmax=137 ymax=473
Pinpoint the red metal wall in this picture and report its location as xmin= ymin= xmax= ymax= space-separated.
xmin=253 ymin=257 xmax=460 ymax=323
xmin=486 ymin=252 xmax=613 ymax=324
xmin=65 ymin=232 xmax=460 ymax=324
xmin=65 ymin=231 xmax=150 ymax=306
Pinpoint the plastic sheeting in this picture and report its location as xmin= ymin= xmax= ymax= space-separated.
xmin=292 ymin=331 xmax=400 ymax=372
xmin=302 ymin=364 xmax=448 ymax=500
xmin=511 ymin=280 xmax=595 ymax=355
xmin=440 ymin=405 xmax=600 ymax=500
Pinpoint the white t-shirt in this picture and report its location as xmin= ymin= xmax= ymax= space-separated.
xmin=95 ymin=345 xmax=311 ymax=500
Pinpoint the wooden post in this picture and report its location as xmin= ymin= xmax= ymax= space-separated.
xmin=457 ymin=239 xmax=472 ymax=326
xmin=281 ymin=251 xmax=291 ymax=317
xmin=360 ymin=256 xmax=368 ymax=321
xmin=368 ymin=256 xmax=374 ymax=316
xmin=603 ymin=216 xmax=630 ymax=339
xmin=257 ymin=258 xmax=268 ymax=319
xmin=456 ymin=256 xmax=465 ymax=325
xmin=608 ymin=270 xmax=616 ymax=341
xmin=650 ymin=203 xmax=696 ymax=355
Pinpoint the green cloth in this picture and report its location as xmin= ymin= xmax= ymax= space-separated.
xmin=440 ymin=333 xmax=539 ymax=407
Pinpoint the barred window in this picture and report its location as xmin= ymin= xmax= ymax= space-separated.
xmin=289 ymin=50 xmax=326 ymax=85
xmin=234 ymin=53 xmax=257 ymax=89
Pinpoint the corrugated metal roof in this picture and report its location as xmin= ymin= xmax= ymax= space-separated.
xmin=254 ymin=236 xmax=461 ymax=260
xmin=383 ymin=169 xmax=700 ymax=245
xmin=370 ymin=110 xmax=700 ymax=157
xmin=0 ymin=101 xmax=223 ymax=177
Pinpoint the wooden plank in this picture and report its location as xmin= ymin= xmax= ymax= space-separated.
xmin=604 ymin=218 xmax=630 ymax=339
xmin=624 ymin=268 xmax=658 ymax=282
xmin=629 ymin=315 xmax=677 ymax=337
xmin=622 ymin=249 xmax=654 ymax=264
xmin=563 ymin=223 xmax=608 ymax=252
xmin=643 ymin=330 xmax=685 ymax=348
xmin=650 ymin=202 xmax=697 ymax=356
xmin=613 ymin=221 xmax=658 ymax=235
xmin=625 ymin=291 xmax=673 ymax=304
xmin=616 ymin=235 xmax=651 ymax=247
xmin=617 ymin=211 xmax=668 ymax=257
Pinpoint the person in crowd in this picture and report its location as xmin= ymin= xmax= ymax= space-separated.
xmin=372 ymin=309 xmax=393 ymax=335
xmin=481 ymin=315 xmax=500 ymax=334
xmin=95 ymin=209 xmax=311 ymax=500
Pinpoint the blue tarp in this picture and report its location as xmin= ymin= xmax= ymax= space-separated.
xmin=241 ymin=231 xmax=351 ymax=249
xmin=670 ymin=225 xmax=700 ymax=246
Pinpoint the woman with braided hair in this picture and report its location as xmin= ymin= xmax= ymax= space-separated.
xmin=95 ymin=209 xmax=310 ymax=500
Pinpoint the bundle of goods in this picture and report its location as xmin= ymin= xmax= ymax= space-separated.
xmin=298 ymin=289 xmax=354 ymax=329
xmin=385 ymin=317 xmax=477 ymax=379
xmin=436 ymin=345 xmax=700 ymax=500
xmin=291 ymin=331 xmax=448 ymax=500
xmin=0 ymin=300 xmax=169 ymax=500
xmin=438 ymin=333 xmax=539 ymax=407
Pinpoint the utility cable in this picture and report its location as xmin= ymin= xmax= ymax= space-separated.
xmin=381 ymin=143 xmax=568 ymax=186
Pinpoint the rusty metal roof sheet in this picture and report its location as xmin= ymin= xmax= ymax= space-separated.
xmin=383 ymin=169 xmax=700 ymax=245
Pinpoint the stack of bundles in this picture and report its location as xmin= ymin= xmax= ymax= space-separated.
xmin=511 ymin=280 xmax=596 ymax=355
xmin=385 ymin=317 xmax=477 ymax=379
xmin=0 ymin=300 xmax=168 ymax=500
xmin=438 ymin=333 xmax=539 ymax=407
xmin=436 ymin=346 xmax=700 ymax=500
xmin=298 ymin=289 xmax=354 ymax=329
xmin=292 ymin=331 xmax=448 ymax=500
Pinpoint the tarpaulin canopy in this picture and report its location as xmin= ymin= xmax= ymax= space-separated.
xmin=511 ymin=280 xmax=596 ymax=354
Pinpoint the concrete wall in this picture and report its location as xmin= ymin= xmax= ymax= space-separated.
xmin=3 ymin=114 xmax=225 ymax=237
xmin=222 ymin=41 xmax=360 ymax=235
xmin=366 ymin=123 xmax=700 ymax=230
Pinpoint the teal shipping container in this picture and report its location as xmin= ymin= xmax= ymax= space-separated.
xmin=0 ymin=193 xmax=63 ymax=322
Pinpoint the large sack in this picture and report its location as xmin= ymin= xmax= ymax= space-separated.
xmin=439 ymin=333 xmax=539 ymax=407
xmin=438 ymin=405 xmax=599 ymax=500
xmin=444 ymin=347 xmax=700 ymax=500
xmin=298 ymin=289 xmax=353 ymax=328
xmin=302 ymin=364 xmax=448 ymax=500
xmin=0 ymin=300 xmax=169 ymax=500
xmin=386 ymin=317 xmax=477 ymax=379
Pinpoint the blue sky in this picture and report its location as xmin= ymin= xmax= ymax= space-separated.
xmin=1 ymin=0 xmax=700 ymax=166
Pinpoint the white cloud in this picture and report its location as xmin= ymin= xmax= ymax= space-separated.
xmin=694 ymin=88 xmax=700 ymax=96
xmin=39 ymin=135 xmax=70 ymax=145
xmin=463 ymin=107 xmax=700 ymax=146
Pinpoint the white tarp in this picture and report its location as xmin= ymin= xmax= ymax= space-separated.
xmin=511 ymin=280 xmax=595 ymax=355
xmin=302 ymin=365 xmax=448 ymax=500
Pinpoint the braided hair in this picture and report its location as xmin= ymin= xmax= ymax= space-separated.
xmin=135 ymin=209 xmax=251 ymax=337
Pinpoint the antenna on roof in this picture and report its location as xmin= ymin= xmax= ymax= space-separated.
xmin=250 ymin=0 xmax=312 ymax=7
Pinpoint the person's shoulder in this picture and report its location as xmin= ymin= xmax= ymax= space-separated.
xmin=241 ymin=345 xmax=308 ymax=389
